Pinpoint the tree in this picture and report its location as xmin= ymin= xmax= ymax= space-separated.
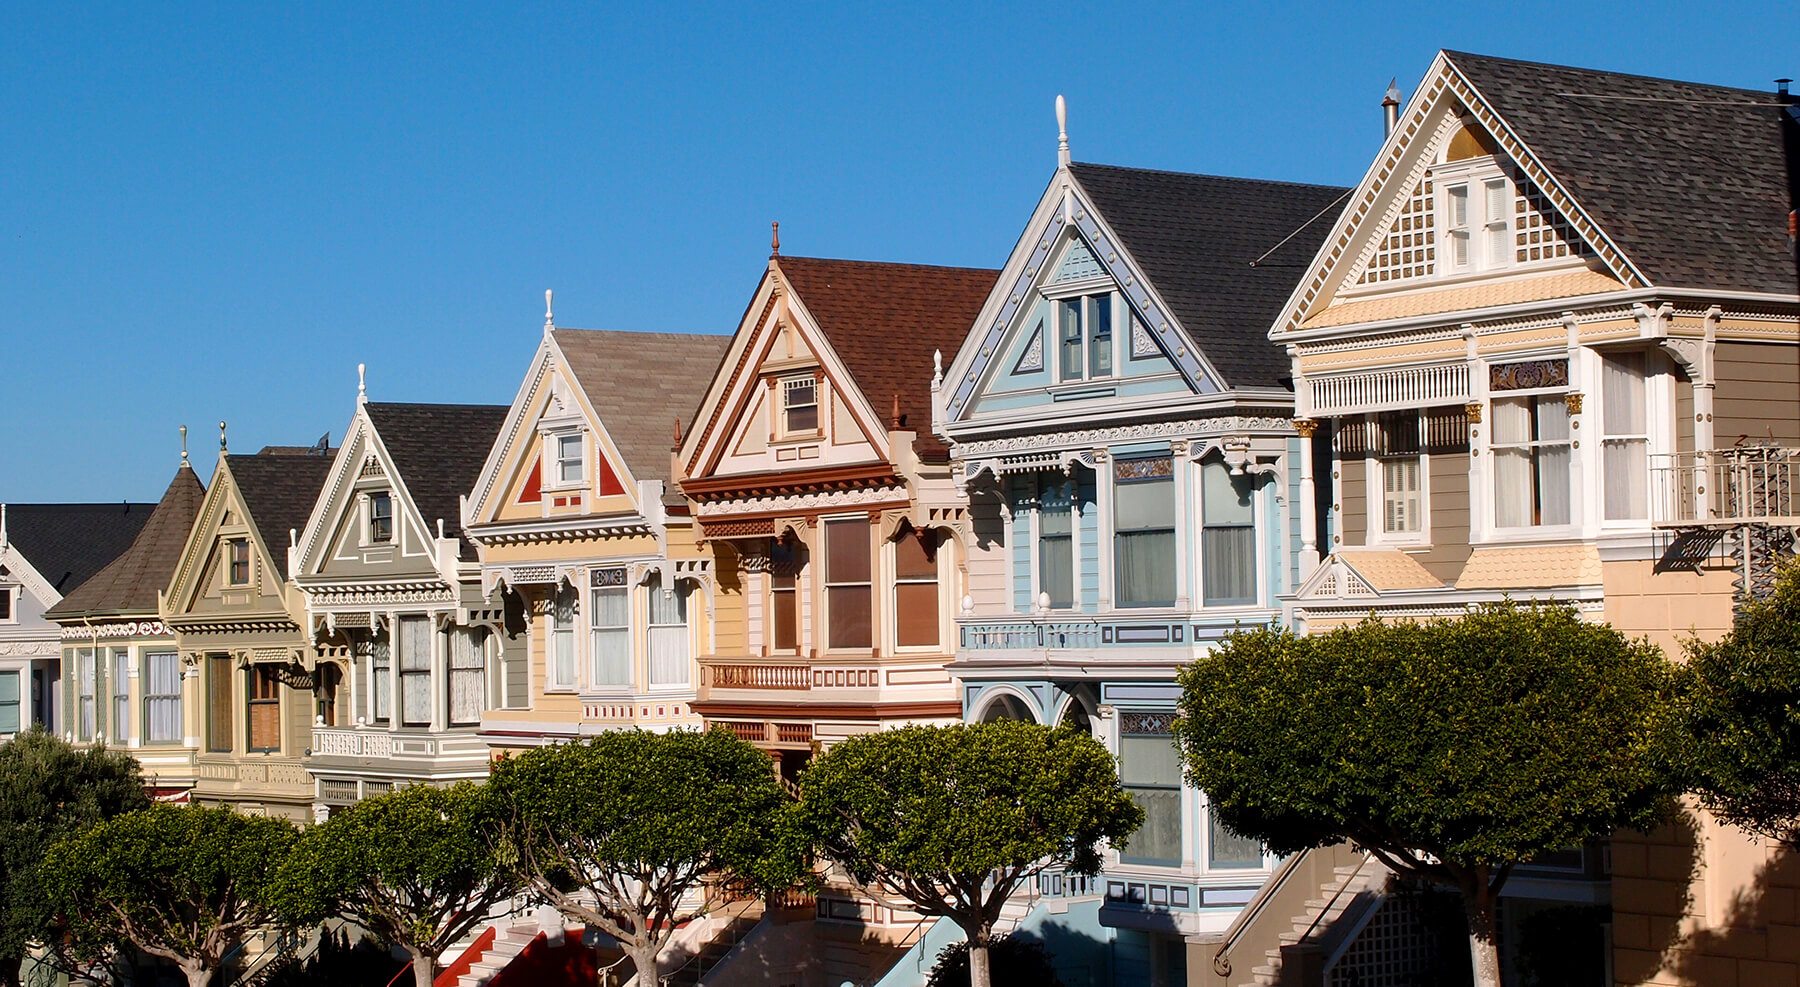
xmin=1175 ymin=603 xmax=1681 ymax=987
xmin=1684 ymin=562 xmax=1800 ymax=842
xmin=926 ymin=934 xmax=1064 ymax=987
xmin=0 ymin=728 xmax=148 ymax=987
xmin=275 ymin=783 xmax=520 ymax=987
xmin=43 ymin=803 xmax=298 ymax=987
xmin=794 ymin=721 xmax=1142 ymax=987
xmin=483 ymin=729 xmax=795 ymax=984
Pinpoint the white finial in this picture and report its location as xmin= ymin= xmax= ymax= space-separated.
xmin=931 ymin=349 xmax=944 ymax=390
xmin=544 ymin=289 xmax=555 ymax=334
xmin=1056 ymin=94 xmax=1070 ymax=167
xmin=357 ymin=363 xmax=367 ymax=403
xmin=180 ymin=425 xmax=189 ymax=466
xmin=219 ymin=421 xmax=228 ymax=452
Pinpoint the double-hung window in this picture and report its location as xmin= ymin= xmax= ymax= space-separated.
xmin=1445 ymin=177 xmax=1512 ymax=272
xmin=75 ymin=648 xmax=97 ymax=741
xmin=893 ymin=528 xmax=939 ymax=648
xmin=1057 ymin=293 xmax=1115 ymax=381
xmin=1114 ymin=457 xmax=1175 ymax=607
xmin=369 ymin=492 xmax=393 ymax=543
xmin=555 ymin=434 xmax=584 ymax=485
xmin=1200 ymin=460 xmax=1256 ymax=606
xmin=397 ymin=616 xmax=431 ymax=726
xmin=247 ymin=666 xmax=280 ymax=752
xmin=1602 ymin=353 xmax=1650 ymax=521
xmin=207 ymin=654 xmax=233 ymax=752
xmin=550 ymin=585 xmax=577 ymax=689
xmin=590 ymin=570 xmax=630 ymax=688
xmin=782 ymin=377 xmax=819 ymax=434
xmin=227 ymin=539 xmax=250 ymax=585
xmin=145 ymin=652 xmax=181 ymax=743
xmin=112 ymin=650 xmax=130 ymax=741
xmin=646 ymin=575 xmax=691 ymax=687
xmin=315 ymin=663 xmax=340 ymax=727
xmin=1119 ymin=712 xmax=1182 ymax=866
xmin=0 ymin=671 xmax=20 ymax=733
xmin=448 ymin=627 xmax=486 ymax=725
xmin=370 ymin=632 xmax=392 ymax=722
xmin=1377 ymin=412 xmax=1424 ymax=536
xmin=1038 ymin=480 xmax=1074 ymax=610
xmin=0 ymin=587 xmax=13 ymax=622
xmin=771 ymin=538 xmax=802 ymax=652
xmin=825 ymin=518 xmax=872 ymax=650
xmin=1493 ymin=394 xmax=1573 ymax=528
xmin=1208 ymin=804 xmax=1265 ymax=869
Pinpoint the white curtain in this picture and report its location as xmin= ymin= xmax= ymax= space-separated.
xmin=113 ymin=651 xmax=130 ymax=739
xmin=371 ymin=634 xmax=392 ymax=721
xmin=646 ymin=577 xmax=690 ymax=688
xmin=1537 ymin=398 xmax=1572 ymax=525
xmin=77 ymin=649 xmax=96 ymax=740
xmin=146 ymin=652 xmax=181 ymax=743
xmin=1120 ymin=734 xmax=1183 ymax=864
xmin=1493 ymin=398 xmax=1534 ymax=527
xmin=1115 ymin=472 xmax=1175 ymax=606
xmin=1039 ymin=485 xmax=1073 ymax=608
xmin=552 ymin=587 xmax=576 ymax=688
xmin=590 ymin=587 xmax=630 ymax=687
xmin=1201 ymin=461 xmax=1256 ymax=604
xmin=1603 ymin=354 xmax=1649 ymax=520
xmin=398 ymin=617 xmax=431 ymax=726
xmin=449 ymin=628 xmax=486 ymax=725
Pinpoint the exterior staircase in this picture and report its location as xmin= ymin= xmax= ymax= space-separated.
xmin=661 ymin=902 xmax=765 ymax=986
xmin=1197 ymin=843 xmax=1389 ymax=987
xmin=452 ymin=920 xmax=544 ymax=987
xmin=1249 ymin=857 xmax=1390 ymax=986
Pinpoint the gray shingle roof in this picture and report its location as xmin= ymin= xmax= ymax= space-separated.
xmin=364 ymin=402 xmax=509 ymax=556
xmin=3 ymin=501 xmax=155 ymax=597
xmin=1446 ymin=50 xmax=1799 ymax=296
xmin=45 ymin=465 xmax=206 ymax=619
xmin=1068 ymin=163 xmax=1351 ymax=390
xmin=228 ymin=451 xmax=335 ymax=580
xmin=552 ymin=329 xmax=732 ymax=495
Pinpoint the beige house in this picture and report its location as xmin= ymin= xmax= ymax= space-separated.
xmin=1256 ymin=51 xmax=1799 ymax=987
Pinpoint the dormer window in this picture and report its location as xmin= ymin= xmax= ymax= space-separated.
xmin=1443 ymin=177 xmax=1511 ymax=272
xmin=227 ymin=539 xmax=250 ymax=585
xmin=0 ymin=585 xmax=13 ymax=623
xmin=555 ymin=434 xmax=584 ymax=485
xmin=782 ymin=377 xmax=819 ymax=435
xmin=1057 ymin=293 xmax=1115 ymax=381
xmin=369 ymin=492 xmax=393 ymax=543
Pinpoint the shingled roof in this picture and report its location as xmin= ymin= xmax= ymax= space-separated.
xmin=774 ymin=256 xmax=1000 ymax=462
xmin=552 ymin=329 xmax=732 ymax=492
xmin=1068 ymin=163 xmax=1351 ymax=390
xmin=3 ymin=501 xmax=155 ymax=597
xmin=45 ymin=465 xmax=206 ymax=619
xmin=1445 ymin=50 xmax=1799 ymax=296
xmin=364 ymin=402 xmax=508 ymax=556
xmin=228 ymin=450 xmax=334 ymax=580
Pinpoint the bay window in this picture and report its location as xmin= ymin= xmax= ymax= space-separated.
xmin=448 ymin=627 xmax=486 ymax=725
xmin=646 ymin=575 xmax=691 ymax=687
xmin=1493 ymin=394 xmax=1572 ymax=527
xmin=370 ymin=632 xmax=392 ymax=722
xmin=893 ymin=527 xmax=939 ymax=648
xmin=1038 ymin=480 xmax=1074 ymax=610
xmin=1114 ymin=457 xmax=1175 ymax=607
xmin=1208 ymin=806 xmax=1265 ymax=869
xmin=825 ymin=518 xmax=871 ymax=650
xmin=1120 ymin=712 xmax=1182 ymax=866
xmin=1602 ymin=353 xmax=1649 ymax=520
xmin=550 ymin=585 xmax=577 ymax=689
xmin=1201 ymin=459 xmax=1256 ymax=606
xmin=145 ymin=652 xmax=181 ymax=743
xmin=397 ymin=616 xmax=431 ymax=727
xmin=247 ymin=665 xmax=280 ymax=752
xmin=590 ymin=570 xmax=630 ymax=688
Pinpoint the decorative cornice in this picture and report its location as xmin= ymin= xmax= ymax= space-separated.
xmin=681 ymin=462 xmax=902 ymax=501
xmin=950 ymin=415 xmax=1293 ymax=460
xmin=465 ymin=515 xmax=656 ymax=546
xmin=59 ymin=620 xmax=170 ymax=640
xmin=692 ymin=484 xmax=911 ymax=520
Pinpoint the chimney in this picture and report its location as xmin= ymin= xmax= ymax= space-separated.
xmin=1382 ymin=78 xmax=1403 ymax=138
xmin=1778 ymin=78 xmax=1793 ymax=103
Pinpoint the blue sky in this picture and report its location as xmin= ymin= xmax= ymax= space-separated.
xmin=4 ymin=2 xmax=1796 ymax=502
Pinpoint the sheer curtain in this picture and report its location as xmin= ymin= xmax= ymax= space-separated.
xmin=1115 ymin=463 xmax=1175 ymax=607
xmin=1120 ymin=733 xmax=1183 ymax=865
xmin=646 ymin=576 xmax=690 ymax=688
xmin=1603 ymin=353 xmax=1649 ymax=520
xmin=76 ymin=649 xmax=96 ymax=740
xmin=1038 ymin=481 xmax=1073 ymax=609
xmin=448 ymin=628 xmax=486 ymax=725
xmin=590 ymin=586 xmax=631 ymax=687
xmin=551 ymin=587 xmax=576 ymax=688
xmin=370 ymin=633 xmax=392 ymax=721
xmin=112 ymin=650 xmax=130 ymax=739
xmin=398 ymin=617 xmax=431 ymax=726
xmin=1493 ymin=398 xmax=1534 ymax=527
xmin=1537 ymin=397 xmax=1572 ymax=525
xmin=1201 ymin=460 xmax=1256 ymax=605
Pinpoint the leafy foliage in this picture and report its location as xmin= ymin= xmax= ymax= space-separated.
xmin=0 ymin=728 xmax=148 ymax=983
xmin=1683 ymin=562 xmax=1800 ymax=843
xmin=925 ymin=934 xmax=1064 ymax=987
xmin=44 ymin=803 xmax=297 ymax=986
xmin=483 ymin=728 xmax=795 ymax=982
xmin=794 ymin=721 xmax=1140 ymax=961
xmin=275 ymin=783 xmax=519 ymax=986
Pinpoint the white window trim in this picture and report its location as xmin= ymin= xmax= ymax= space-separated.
xmin=775 ymin=374 xmax=824 ymax=442
xmin=545 ymin=587 xmax=579 ymax=693
xmin=586 ymin=571 xmax=633 ymax=695
xmin=1195 ymin=461 xmax=1266 ymax=611
xmin=1435 ymin=156 xmax=1512 ymax=279
xmin=1483 ymin=384 xmax=1582 ymax=542
xmin=1029 ymin=478 xmax=1079 ymax=613
xmin=543 ymin=429 xmax=586 ymax=493
xmin=886 ymin=530 xmax=950 ymax=654
xmin=1363 ymin=414 xmax=1434 ymax=549
xmin=645 ymin=577 xmax=695 ymax=693
xmin=1041 ymin=286 xmax=1121 ymax=386
xmin=0 ymin=585 xmax=15 ymax=624
xmin=820 ymin=514 xmax=874 ymax=656
xmin=1593 ymin=348 xmax=1670 ymax=532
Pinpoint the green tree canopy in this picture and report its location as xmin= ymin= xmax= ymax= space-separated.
xmin=483 ymin=728 xmax=795 ymax=984
xmin=794 ymin=721 xmax=1141 ymax=987
xmin=0 ymin=728 xmax=148 ymax=987
xmin=1176 ymin=602 xmax=1681 ymax=987
xmin=275 ymin=783 xmax=520 ymax=987
xmin=1684 ymin=562 xmax=1800 ymax=842
xmin=44 ymin=803 xmax=297 ymax=987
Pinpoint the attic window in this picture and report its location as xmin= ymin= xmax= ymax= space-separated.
xmin=555 ymin=433 xmax=584 ymax=485
xmin=783 ymin=377 xmax=819 ymax=435
xmin=227 ymin=539 xmax=250 ymax=585
xmin=369 ymin=492 xmax=393 ymax=543
xmin=0 ymin=586 xmax=12 ymax=622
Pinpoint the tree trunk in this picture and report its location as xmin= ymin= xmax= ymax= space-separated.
xmin=0 ymin=952 xmax=22 ymax=987
xmin=1460 ymin=881 xmax=1502 ymax=987
xmin=408 ymin=946 xmax=437 ymax=987
xmin=967 ymin=920 xmax=994 ymax=987
xmin=180 ymin=959 xmax=214 ymax=987
xmin=630 ymin=942 xmax=661 ymax=987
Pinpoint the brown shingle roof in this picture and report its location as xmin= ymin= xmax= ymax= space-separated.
xmin=44 ymin=466 xmax=206 ymax=619
xmin=364 ymin=402 xmax=509 ymax=556
xmin=3 ymin=502 xmax=155 ymax=597
xmin=228 ymin=450 xmax=335 ymax=580
xmin=552 ymin=330 xmax=733 ymax=495
xmin=774 ymin=256 xmax=999 ymax=463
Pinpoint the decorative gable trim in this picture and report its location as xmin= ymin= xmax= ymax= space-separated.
xmin=1292 ymin=553 xmax=1378 ymax=601
xmin=0 ymin=543 xmax=59 ymax=611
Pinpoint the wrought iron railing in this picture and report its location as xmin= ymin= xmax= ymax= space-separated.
xmin=1650 ymin=446 xmax=1800 ymax=527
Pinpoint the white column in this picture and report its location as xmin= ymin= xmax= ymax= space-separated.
xmin=1094 ymin=451 xmax=1113 ymax=611
xmin=1172 ymin=442 xmax=1192 ymax=611
xmin=430 ymin=616 xmax=447 ymax=733
xmin=1296 ymin=420 xmax=1319 ymax=577
xmin=126 ymin=648 xmax=140 ymax=748
xmin=183 ymin=660 xmax=201 ymax=749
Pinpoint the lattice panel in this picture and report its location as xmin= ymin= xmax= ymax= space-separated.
xmin=1327 ymin=894 xmax=1444 ymax=987
xmin=1510 ymin=166 xmax=1588 ymax=263
xmin=1356 ymin=177 xmax=1435 ymax=285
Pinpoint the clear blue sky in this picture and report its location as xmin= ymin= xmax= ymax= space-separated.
xmin=4 ymin=2 xmax=1796 ymax=502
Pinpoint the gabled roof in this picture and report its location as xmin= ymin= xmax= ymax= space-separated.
xmin=364 ymin=402 xmax=508 ymax=550
xmin=45 ymin=465 xmax=206 ymax=619
xmin=228 ymin=451 xmax=335 ymax=580
xmin=552 ymin=329 xmax=732 ymax=490
xmin=1067 ymin=163 xmax=1350 ymax=390
xmin=2 ymin=501 xmax=155 ymax=597
xmin=775 ymin=256 xmax=999 ymax=462
xmin=1444 ymin=51 xmax=1797 ymax=296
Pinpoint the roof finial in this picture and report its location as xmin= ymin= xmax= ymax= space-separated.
xmin=931 ymin=349 xmax=944 ymax=391
xmin=771 ymin=221 xmax=780 ymax=257
xmin=180 ymin=424 xmax=190 ymax=467
xmin=1056 ymin=94 xmax=1070 ymax=167
xmin=357 ymin=363 xmax=367 ymax=404
xmin=544 ymin=289 xmax=555 ymax=335
xmin=891 ymin=394 xmax=902 ymax=428
xmin=672 ymin=416 xmax=683 ymax=450
xmin=219 ymin=421 xmax=228 ymax=452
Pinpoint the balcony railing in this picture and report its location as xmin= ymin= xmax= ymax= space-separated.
xmin=310 ymin=728 xmax=393 ymax=759
xmin=961 ymin=621 xmax=1102 ymax=651
xmin=1650 ymin=447 xmax=1800 ymax=528
xmin=706 ymin=663 xmax=812 ymax=690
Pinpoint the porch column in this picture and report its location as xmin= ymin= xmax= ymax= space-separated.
xmin=1295 ymin=420 xmax=1319 ymax=577
xmin=1171 ymin=441 xmax=1192 ymax=611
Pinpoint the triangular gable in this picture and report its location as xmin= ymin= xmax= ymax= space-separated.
xmin=678 ymin=262 xmax=895 ymax=484
xmin=939 ymin=172 xmax=1222 ymax=427
xmin=1293 ymin=553 xmax=1379 ymax=601
xmin=294 ymin=407 xmax=440 ymax=581
xmin=163 ymin=458 xmax=290 ymax=618
xmin=1272 ymin=51 xmax=1650 ymax=337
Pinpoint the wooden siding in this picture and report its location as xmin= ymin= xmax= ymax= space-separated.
xmin=1714 ymin=341 xmax=1800 ymax=445
xmin=1419 ymin=450 xmax=1473 ymax=584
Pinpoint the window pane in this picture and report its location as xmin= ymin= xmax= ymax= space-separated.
xmin=1040 ymin=534 xmax=1073 ymax=609
xmin=1201 ymin=526 xmax=1256 ymax=606
xmin=1539 ymin=444 xmax=1572 ymax=525
xmin=558 ymin=435 xmax=583 ymax=483
xmin=1494 ymin=449 xmax=1533 ymax=527
xmin=146 ymin=652 xmax=181 ymax=743
xmin=1209 ymin=810 xmax=1264 ymax=869
xmin=1202 ymin=461 xmax=1254 ymax=525
xmin=1382 ymin=458 xmax=1422 ymax=533
xmin=208 ymin=655 xmax=233 ymax=752
xmin=1060 ymin=299 xmax=1083 ymax=379
xmin=113 ymin=651 xmax=130 ymax=739
xmin=1125 ymin=787 xmax=1183 ymax=865
xmin=1605 ymin=439 xmax=1649 ymax=521
xmin=449 ymin=629 xmax=485 ymax=725
xmin=1449 ymin=185 xmax=1468 ymax=227
xmin=371 ymin=634 xmax=392 ymax=720
xmin=1115 ymin=475 xmax=1175 ymax=528
xmin=1603 ymin=353 xmax=1648 ymax=435
xmin=1117 ymin=530 xmax=1176 ymax=607
xmin=828 ymin=587 xmax=871 ymax=650
xmin=1535 ymin=395 xmax=1570 ymax=441
xmin=591 ymin=628 xmax=630 ymax=685
xmin=0 ymin=672 xmax=19 ymax=733
xmin=894 ymin=531 xmax=936 ymax=580
xmin=825 ymin=519 xmax=870 ymax=584
xmin=1088 ymin=294 xmax=1112 ymax=378
xmin=590 ymin=586 xmax=629 ymax=628
xmin=773 ymin=583 xmax=798 ymax=651
xmin=1120 ymin=735 xmax=1181 ymax=785
xmin=895 ymin=582 xmax=939 ymax=647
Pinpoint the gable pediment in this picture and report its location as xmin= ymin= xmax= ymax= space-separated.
xmin=166 ymin=467 xmax=288 ymax=618
xmin=295 ymin=412 xmax=443 ymax=584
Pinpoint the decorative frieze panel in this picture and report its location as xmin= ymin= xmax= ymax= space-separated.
xmin=1489 ymin=358 xmax=1568 ymax=391
xmin=58 ymin=620 xmax=169 ymax=640
xmin=691 ymin=485 xmax=910 ymax=519
xmin=1308 ymin=362 xmax=1469 ymax=415
xmin=952 ymin=416 xmax=1293 ymax=460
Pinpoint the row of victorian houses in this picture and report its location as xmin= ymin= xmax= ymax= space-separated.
xmin=3 ymin=50 xmax=1797 ymax=987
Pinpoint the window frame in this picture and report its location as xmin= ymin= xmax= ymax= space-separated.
xmin=588 ymin=568 xmax=631 ymax=690
xmin=545 ymin=430 xmax=585 ymax=490
xmin=143 ymin=651 xmax=182 ymax=744
xmin=780 ymin=376 xmax=821 ymax=438
xmin=823 ymin=517 xmax=873 ymax=653
xmin=368 ymin=491 xmax=394 ymax=544
xmin=1364 ymin=411 xmax=1433 ymax=547
xmin=1489 ymin=388 xmax=1577 ymax=534
xmin=0 ymin=670 xmax=21 ymax=734
xmin=447 ymin=627 xmax=486 ymax=727
xmin=207 ymin=654 xmax=233 ymax=753
xmin=1600 ymin=350 xmax=1653 ymax=524
xmin=1436 ymin=158 xmax=1512 ymax=278
xmin=246 ymin=664 xmax=281 ymax=753
xmin=1199 ymin=458 xmax=1259 ymax=608
xmin=396 ymin=615 xmax=432 ymax=728
xmin=1036 ymin=477 xmax=1076 ymax=611
xmin=75 ymin=647 xmax=97 ymax=742
xmin=369 ymin=631 xmax=392 ymax=724
xmin=645 ymin=574 xmax=692 ymax=689
xmin=226 ymin=538 xmax=251 ymax=586
xmin=769 ymin=537 xmax=803 ymax=654
xmin=890 ymin=526 xmax=943 ymax=651
xmin=112 ymin=648 xmax=131 ymax=743
xmin=1048 ymin=289 xmax=1118 ymax=384
xmin=0 ymin=585 xmax=14 ymax=623
xmin=1117 ymin=711 xmax=1184 ymax=867
xmin=1112 ymin=456 xmax=1177 ymax=609
xmin=548 ymin=584 xmax=578 ymax=692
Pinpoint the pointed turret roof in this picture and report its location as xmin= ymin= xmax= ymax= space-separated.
xmin=44 ymin=466 xmax=206 ymax=619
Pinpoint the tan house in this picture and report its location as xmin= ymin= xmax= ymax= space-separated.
xmin=162 ymin=437 xmax=335 ymax=821
xmin=462 ymin=314 xmax=730 ymax=751
xmin=44 ymin=455 xmax=206 ymax=798
xmin=1256 ymin=51 xmax=1799 ymax=987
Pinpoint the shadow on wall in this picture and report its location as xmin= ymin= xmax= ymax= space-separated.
xmin=1612 ymin=808 xmax=1702 ymax=986
xmin=1671 ymin=827 xmax=1800 ymax=986
xmin=1014 ymin=918 xmax=1113 ymax=987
